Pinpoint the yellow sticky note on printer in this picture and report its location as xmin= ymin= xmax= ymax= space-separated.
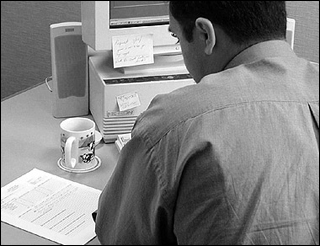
xmin=112 ymin=34 xmax=154 ymax=68
xmin=116 ymin=91 xmax=141 ymax=112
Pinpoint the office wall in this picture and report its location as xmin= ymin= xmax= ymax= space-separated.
xmin=286 ymin=1 xmax=319 ymax=64
xmin=1 ymin=1 xmax=81 ymax=100
xmin=1 ymin=1 xmax=319 ymax=100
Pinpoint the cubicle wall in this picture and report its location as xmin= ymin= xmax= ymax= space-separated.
xmin=1 ymin=1 xmax=319 ymax=100
xmin=1 ymin=1 xmax=81 ymax=100
xmin=286 ymin=1 xmax=319 ymax=64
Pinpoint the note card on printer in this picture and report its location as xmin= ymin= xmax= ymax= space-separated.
xmin=112 ymin=34 xmax=154 ymax=68
xmin=116 ymin=91 xmax=141 ymax=111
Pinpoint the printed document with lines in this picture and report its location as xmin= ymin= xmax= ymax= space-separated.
xmin=1 ymin=168 xmax=101 ymax=245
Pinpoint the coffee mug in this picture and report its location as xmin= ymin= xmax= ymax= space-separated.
xmin=58 ymin=117 xmax=101 ymax=173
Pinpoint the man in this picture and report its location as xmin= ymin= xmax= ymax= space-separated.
xmin=95 ymin=2 xmax=319 ymax=244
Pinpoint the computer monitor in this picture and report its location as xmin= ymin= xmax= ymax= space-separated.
xmin=81 ymin=1 xmax=295 ymax=53
xmin=81 ymin=1 xmax=181 ymax=56
xmin=81 ymin=2 xmax=295 ymax=75
xmin=286 ymin=18 xmax=295 ymax=50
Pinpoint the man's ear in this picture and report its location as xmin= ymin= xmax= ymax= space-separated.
xmin=195 ymin=17 xmax=216 ymax=55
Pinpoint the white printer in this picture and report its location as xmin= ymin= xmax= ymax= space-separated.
xmin=88 ymin=51 xmax=195 ymax=143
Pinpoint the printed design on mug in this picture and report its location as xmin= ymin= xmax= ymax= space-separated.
xmin=61 ymin=132 xmax=95 ymax=164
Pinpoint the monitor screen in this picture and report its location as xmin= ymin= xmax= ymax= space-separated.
xmin=110 ymin=1 xmax=169 ymax=28
xmin=81 ymin=1 xmax=181 ymax=56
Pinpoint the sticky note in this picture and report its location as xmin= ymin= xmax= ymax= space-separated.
xmin=116 ymin=91 xmax=141 ymax=111
xmin=112 ymin=34 xmax=154 ymax=68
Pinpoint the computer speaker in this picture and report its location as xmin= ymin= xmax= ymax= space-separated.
xmin=50 ymin=22 xmax=89 ymax=118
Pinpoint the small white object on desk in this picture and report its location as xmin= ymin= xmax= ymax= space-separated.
xmin=115 ymin=133 xmax=132 ymax=152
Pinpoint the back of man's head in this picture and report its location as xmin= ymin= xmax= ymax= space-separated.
xmin=169 ymin=1 xmax=287 ymax=45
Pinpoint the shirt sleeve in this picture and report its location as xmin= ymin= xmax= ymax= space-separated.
xmin=94 ymin=134 xmax=176 ymax=245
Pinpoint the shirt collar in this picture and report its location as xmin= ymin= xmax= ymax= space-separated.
xmin=224 ymin=40 xmax=297 ymax=70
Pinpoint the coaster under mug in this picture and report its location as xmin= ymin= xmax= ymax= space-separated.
xmin=57 ymin=156 xmax=101 ymax=173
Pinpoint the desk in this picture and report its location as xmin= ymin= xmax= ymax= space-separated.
xmin=1 ymin=83 xmax=120 ymax=245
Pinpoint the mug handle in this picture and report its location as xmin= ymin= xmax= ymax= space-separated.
xmin=65 ymin=136 xmax=78 ymax=168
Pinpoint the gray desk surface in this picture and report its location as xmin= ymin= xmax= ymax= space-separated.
xmin=1 ymin=83 xmax=119 ymax=245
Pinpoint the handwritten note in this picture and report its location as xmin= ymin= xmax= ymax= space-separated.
xmin=112 ymin=34 xmax=154 ymax=68
xmin=116 ymin=91 xmax=141 ymax=112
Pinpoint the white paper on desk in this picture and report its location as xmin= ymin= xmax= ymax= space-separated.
xmin=1 ymin=168 xmax=101 ymax=245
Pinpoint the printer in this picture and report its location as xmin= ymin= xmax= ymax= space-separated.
xmin=88 ymin=51 xmax=195 ymax=143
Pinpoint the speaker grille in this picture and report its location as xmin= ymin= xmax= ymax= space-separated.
xmin=55 ymin=35 xmax=87 ymax=98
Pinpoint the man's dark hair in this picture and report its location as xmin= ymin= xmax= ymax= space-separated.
xmin=169 ymin=1 xmax=287 ymax=45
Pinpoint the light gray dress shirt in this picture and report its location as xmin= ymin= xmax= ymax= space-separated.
xmin=95 ymin=40 xmax=319 ymax=245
